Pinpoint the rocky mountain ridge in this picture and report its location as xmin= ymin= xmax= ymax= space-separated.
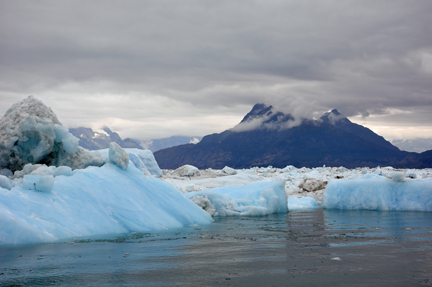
xmin=154 ymin=103 xmax=432 ymax=169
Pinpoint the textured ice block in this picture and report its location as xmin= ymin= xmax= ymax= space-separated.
xmin=324 ymin=175 xmax=432 ymax=211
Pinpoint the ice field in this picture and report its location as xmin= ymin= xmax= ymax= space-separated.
xmin=1 ymin=96 xmax=432 ymax=246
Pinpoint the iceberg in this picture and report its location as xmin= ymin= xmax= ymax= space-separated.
xmin=324 ymin=174 xmax=432 ymax=211
xmin=0 ymin=96 xmax=103 ymax=172
xmin=186 ymin=181 xmax=287 ymax=216
xmin=97 ymin=148 xmax=162 ymax=177
xmin=288 ymin=196 xmax=318 ymax=210
xmin=0 ymin=162 xmax=213 ymax=245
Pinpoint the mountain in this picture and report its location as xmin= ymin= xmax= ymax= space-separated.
xmin=391 ymin=138 xmax=432 ymax=153
xmin=154 ymin=103 xmax=430 ymax=169
xmin=139 ymin=136 xmax=202 ymax=152
xmin=69 ymin=126 xmax=143 ymax=150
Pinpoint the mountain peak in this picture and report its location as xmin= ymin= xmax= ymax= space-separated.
xmin=240 ymin=103 xmax=273 ymax=123
xmin=320 ymin=109 xmax=345 ymax=124
xmin=102 ymin=126 xmax=113 ymax=135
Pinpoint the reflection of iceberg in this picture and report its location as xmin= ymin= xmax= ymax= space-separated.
xmin=323 ymin=209 xmax=432 ymax=238
xmin=324 ymin=175 xmax=432 ymax=211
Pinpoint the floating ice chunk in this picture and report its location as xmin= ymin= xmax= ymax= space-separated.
xmin=23 ymin=174 xmax=54 ymax=192
xmin=288 ymin=197 xmax=318 ymax=210
xmin=0 ymin=175 xmax=12 ymax=190
xmin=300 ymin=178 xmax=324 ymax=192
xmin=324 ymin=175 xmax=432 ymax=211
xmin=184 ymin=170 xmax=266 ymax=190
xmin=281 ymin=165 xmax=296 ymax=172
xmin=174 ymin=164 xmax=200 ymax=177
xmin=0 ymin=162 xmax=212 ymax=245
xmin=186 ymin=181 xmax=287 ymax=217
xmin=109 ymin=142 xmax=129 ymax=170
xmin=222 ymin=166 xmax=237 ymax=175
xmin=390 ymin=172 xmax=406 ymax=182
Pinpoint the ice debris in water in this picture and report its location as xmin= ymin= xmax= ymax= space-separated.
xmin=109 ymin=142 xmax=129 ymax=170
xmin=0 ymin=96 xmax=103 ymax=172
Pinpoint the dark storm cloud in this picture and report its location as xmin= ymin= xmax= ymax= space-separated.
xmin=1 ymin=0 xmax=432 ymax=139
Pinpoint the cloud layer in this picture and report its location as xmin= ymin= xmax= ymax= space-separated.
xmin=1 ymin=0 xmax=432 ymax=140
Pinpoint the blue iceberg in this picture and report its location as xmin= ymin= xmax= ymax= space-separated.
xmin=0 ymin=162 xmax=212 ymax=245
xmin=288 ymin=196 xmax=318 ymax=210
xmin=324 ymin=174 xmax=432 ymax=211
xmin=185 ymin=181 xmax=287 ymax=216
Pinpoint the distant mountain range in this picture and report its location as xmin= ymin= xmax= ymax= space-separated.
xmin=70 ymin=126 xmax=201 ymax=152
xmin=139 ymin=136 xmax=202 ymax=152
xmin=69 ymin=126 xmax=143 ymax=150
xmin=154 ymin=103 xmax=432 ymax=169
xmin=391 ymin=138 xmax=432 ymax=153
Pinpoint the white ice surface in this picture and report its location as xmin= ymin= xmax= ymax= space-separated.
xmin=162 ymin=165 xmax=432 ymax=212
xmin=185 ymin=181 xmax=287 ymax=217
xmin=324 ymin=174 xmax=432 ymax=211
xmin=173 ymin=165 xmax=200 ymax=177
xmin=0 ymin=162 xmax=212 ymax=245
xmin=97 ymin=148 xmax=162 ymax=177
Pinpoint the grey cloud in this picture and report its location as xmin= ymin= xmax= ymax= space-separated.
xmin=1 ymin=0 xmax=432 ymax=139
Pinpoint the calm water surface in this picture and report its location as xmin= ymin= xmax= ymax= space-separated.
xmin=1 ymin=208 xmax=432 ymax=286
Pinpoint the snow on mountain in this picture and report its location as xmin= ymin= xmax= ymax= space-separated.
xmin=154 ymin=103 xmax=417 ymax=169
xmin=69 ymin=126 xmax=143 ymax=150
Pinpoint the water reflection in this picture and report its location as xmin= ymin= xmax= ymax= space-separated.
xmin=1 ymin=209 xmax=432 ymax=286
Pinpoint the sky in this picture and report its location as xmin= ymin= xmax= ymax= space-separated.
xmin=1 ymin=0 xmax=432 ymax=141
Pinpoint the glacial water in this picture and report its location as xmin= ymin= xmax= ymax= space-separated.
xmin=1 ymin=208 xmax=432 ymax=286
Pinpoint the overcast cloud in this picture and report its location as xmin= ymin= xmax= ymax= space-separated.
xmin=1 ymin=0 xmax=432 ymax=140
